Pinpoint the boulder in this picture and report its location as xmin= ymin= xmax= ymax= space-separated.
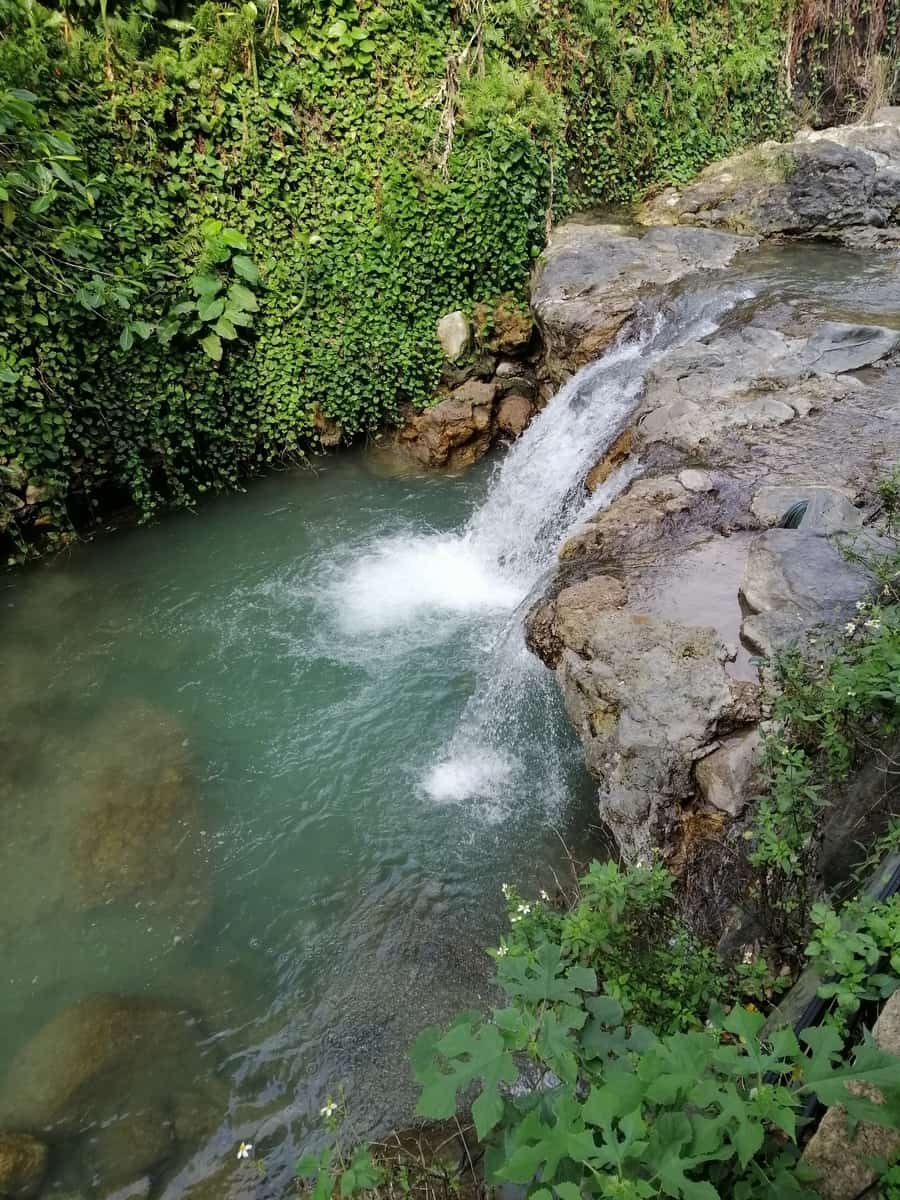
xmin=639 ymin=112 xmax=900 ymax=242
xmin=802 ymin=990 xmax=900 ymax=1199
xmin=559 ymin=475 xmax=692 ymax=562
xmin=0 ymin=994 xmax=220 ymax=1137
xmin=694 ymin=729 xmax=763 ymax=817
xmin=496 ymin=393 xmax=533 ymax=438
xmin=79 ymin=1110 xmax=175 ymax=1188
xmin=312 ymin=405 xmax=342 ymax=448
xmin=739 ymin=529 xmax=872 ymax=657
xmin=556 ymin=612 xmax=739 ymax=860
xmin=480 ymin=298 xmax=534 ymax=356
xmin=530 ymin=222 xmax=753 ymax=383
xmin=69 ymin=704 xmax=209 ymax=935
xmin=0 ymin=1133 xmax=48 ymax=1199
xmin=750 ymin=485 xmax=862 ymax=534
xmin=436 ymin=311 xmax=470 ymax=361
xmin=396 ymin=380 xmax=496 ymax=469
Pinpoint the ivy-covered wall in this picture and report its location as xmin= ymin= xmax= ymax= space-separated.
xmin=0 ymin=0 xmax=790 ymax=556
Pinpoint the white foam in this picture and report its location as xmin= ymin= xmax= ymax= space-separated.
xmin=327 ymin=533 xmax=524 ymax=636
xmin=423 ymin=746 xmax=517 ymax=805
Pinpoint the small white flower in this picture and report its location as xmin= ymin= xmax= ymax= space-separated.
xmin=516 ymin=902 xmax=532 ymax=916
xmin=510 ymin=915 xmax=520 ymax=924
xmin=856 ymin=601 xmax=866 ymax=611
xmin=540 ymin=889 xmax=550 ymax=903
xmin=749 ymin=1087 xmax=758 ymax=1101
xmin=496 ymin=944 xmax=508 ymax=957
xmin=847 ymin=690 xmax=856 ymax=697
xmin=237 ymin=1142 xmax=253 ymax=1161
xmin=845 ymin=622 xmax=856 ymax=636
xmin=501 ymin=883 xmax=511 ymax=898
xmin=865 ymin=619 xmax=881 ymax=631
xmin=320 ymin=1100 xmax=337 ymax=1119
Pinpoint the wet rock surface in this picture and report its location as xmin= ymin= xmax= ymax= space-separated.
xmin=640 ymin=109 xmax=900 ymax=243
xmin=531 ymin=222 xmax=753 ymax=385
xmin=0 ymin=1133 xmax=49 ymax=1199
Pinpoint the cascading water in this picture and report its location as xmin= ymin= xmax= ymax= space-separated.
xmin=326 ymin=282 xmax=754 ymax=809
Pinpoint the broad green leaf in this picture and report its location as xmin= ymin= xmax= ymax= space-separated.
xmin=0 ymin=367 xmax=19 ymax=383
xmin=200 ymin=333 xmax=223 ymax=362
xmin=583 ymin=1073 xmax=645 ymax=1126
xmin=119 ymin=326 xmax=134 ymax=351
xmin=190 ymin=274 xmax=222 ymax=297
xmin=227 ymin=282 xmax=259 ymax=312
xmin=414 ymin=1018 xmax=517 ymax=1138
xmin=232 ymin=255 xmax=261 ymax=284
xmin=214 ymin=317 xmax=238 ymax=340
xmin=220 ymin=227 xmax=248 ymax=249
xmin=198 ymin=297 xmax=225 ymax=322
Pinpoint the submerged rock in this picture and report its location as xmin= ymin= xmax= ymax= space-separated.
xmin=640 ymin=110 xmax=900 ymax=243
xmin=0 ymin=1133 xmax=48 ymax=1199
xmin=530 ymin=222 xmax=753 ymax=384
xmin=68 ymin=704 xmax=209 ymax=935
xmin=0 ymin=994 xmax=222 ymax=1138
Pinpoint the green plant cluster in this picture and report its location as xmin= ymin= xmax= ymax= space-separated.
xmin=806 ymin=894 xmax=900 ymax=1033
xmin=748 ymin=503 xmax=900 ymax=950
xmin=0 ymin=0 xmax=793 ymax=556
xmin=297 ymin=860 xmax=900 ymax=1200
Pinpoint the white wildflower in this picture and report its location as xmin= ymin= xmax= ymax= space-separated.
xmin=320 ymin=1100 xmax=337 ymax=1119
xmin=845 ymin=622 xmax=856 ymax=636
xmin=865 ymin=619 xmax=881 ymax=631
xmin=501 ymin=883 xmax=511 ymax=898
xmin=847 ymin=690 xmax=856 ymax=697
xmin=496 ymin=944 xmax=508 ymax=957
xmin=856 ymin=601 xmax=866 ymax=611
xmin=540 ymin=889 xmax=550 ymax=903
xmin=237 ymin=1142 xmax=253 ymax=1161
xmin=516 ymin=902 xmax=532 ymax=916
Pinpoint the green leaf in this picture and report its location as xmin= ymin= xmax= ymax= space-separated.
xmin=132 ymin=320 xmax=153 ymax=340
xmin=340 ymin=1148 xmax=382 ymax=1196
xmin=190 ymin=273 xmax=223 ymax=297
xmin=227 ymin=282 xmax=259 ymax=312
xmin=198 ymin=297 xmax=226 ymax=322
xmin=200 ymin=333 xmax=223 ymax=362
xmin=220 ymin=227 xmax=248 ymax=249
xmin=214 ymin=317 xmax=238 ymax=340
xmin=119 ymin=326 xmax=134 ymax=352
xmin=232 ymin=255 xmax=261 ymax=284
xmin=0 ymin=367 xmax=19 ymax=384
xmin=413 ymin=1017 xmax=517 ymax=1139
xmin=498 ymin=942 xmax=596 ymax=1008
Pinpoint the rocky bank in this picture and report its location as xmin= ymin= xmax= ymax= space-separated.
xmin=521 ymin=109 xmax=900 ymax=872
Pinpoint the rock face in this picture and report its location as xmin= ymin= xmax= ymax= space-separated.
xmin=555 ymin=613 xmax=747 ymax=860
xmin=641 ymin=109 xmax=900 ymax=243
xmin=694 ymin=730 xmax=763 ymax=818
xmin=0 ymin=1133 xmax=48 ymax=1199
xmin=396 ymin=380 xmax=496 ymax=469
xmin=803 ymin=990 xmax=900 ymax=1199
xmin=635 ymin=321 xmax=900 ymax=454
xmin=530 ymin=223 xmax=753 ymax=384
xmin=739 ymin=530 xmax=872 ymax=657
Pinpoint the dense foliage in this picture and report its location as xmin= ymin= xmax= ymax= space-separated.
xmin=0 ymin=0 xmax=791 ymax=555
xmin=297 ymin=860 xmax=900 ymax=1200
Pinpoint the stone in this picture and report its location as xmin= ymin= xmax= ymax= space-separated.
xmin=560 ymin=475 xmax=692 ymax=561
xmin=81 ymin=1110 xmax=174 ymax=1187
xmin=0 ymin=1133 xmax=48 ymax=1199
xmin=494 ymin=364 xmax=537 ymax=401
xmin=531 ymin=222 xmax=753 ymax=384
xmin=639 ymin=111 xmax=900 ymax=243
xmin=739 ymin=529 xmax=871 ymax=657
xmin=436 ymin=311 xmax=470 ymax=361
xmin=678 ymin=469 xmax=715 ymax=493
xmin=496 ymin=393 xmax=533 ymax=438
xmin=694 ymin=729 xmax=762 ymax=817
xmin=396 ymin=380 xmax=496 ymax=470
xmin=750 ymin=485 xmax=862 ymax=534
xmin=585 ymin=429 xmax=633 ymax=493
xmin=802 ymin=990 xmax=900 ymax=1199
xmin=0 ymin=994 xmax=220 ymax=1136
xmin=556 ymin=612 xmax=735 ymax=860
xmin=804 ymin=322 xmax=900 ymax=374
xmin=69 ymin=704 xmax=209 ymax=933
xmin=526 ymin=575 xmax=627 ymax=669
xmin=483 ymin=298 xmax=534 ymax=356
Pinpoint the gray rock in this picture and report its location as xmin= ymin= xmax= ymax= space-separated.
xmin=802 ymin=990 xmax=900 ymax=1199
xmin=396 ymin=380 xmax=496 ymax=470
xmin=803 ymin=322 xmax=900 ymax=373
xmin=739 ymin=529 xmax=871 ymax=657
xmin=436 ymin=311 xmax=470 ymax=361
xmin=750 ymin=485 xmax=863 ymax=533
xmin=531 ymin=222 xmax=753 ymax=383
xmin=640 ymin=112 xmax=900 ymax=242
xmin=557 ymin=612 xmax=736 ymax=860
xmin=695 ymin=729 xmax=763 ymax=817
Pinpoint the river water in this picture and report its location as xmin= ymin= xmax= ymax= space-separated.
xmin=1 ymin=241 xmax=898 ymax=1200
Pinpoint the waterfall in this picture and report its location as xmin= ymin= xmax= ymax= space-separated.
xmin=323 ymin=282 xmax=753 ymax=812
